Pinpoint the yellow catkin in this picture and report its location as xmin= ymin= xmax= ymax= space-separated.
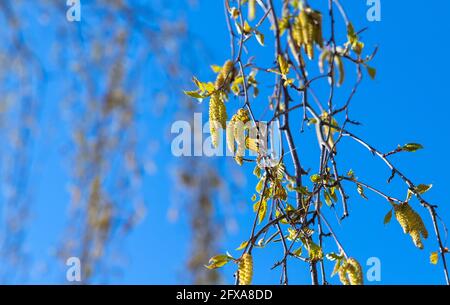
xmin=394 ymin=202 xmax=428 ymax=249
xmin=292 ymin=15 xmax=304 ymax=47
xmin=311 ymin=10 xmax=323 ymax=48
xmin=346 ymin=258 xmax=363 ymax=285
xmin=238 ymin=254 xmax=253 ymax=285
xmin=227 ymin=109 xmax=250 ymax=164
xmin=338 ymin=264 xmax=351 ymax=285
xmin=216 ymin=60 xmax=235 ymax=91
xmin=226 ymin=118 xmax=236 ymax=153
xmin=296 ymin=7 xmax=323 ymax=60
xmin=320 ymin=112 xmax=338 ymax=153
xmin=209 ymin=94 xmax=227 ymax=148
xmin=339 ymin=258 xmax=363 ymax=285
xmin=215 ymin=73 xmax=226 ymax=90
xmin=234 ymin=120 xmax=246 ymax=158
xmin=245 ymin=137 xmax=259 ymax=153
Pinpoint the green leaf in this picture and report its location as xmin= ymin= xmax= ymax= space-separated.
xmin=255 ymin=31 xmax=265 ymax=46
xmin=310 ymin=174 xmax=321 ymax=183
xmin=307 ymin=241 xmax=323 ymax=262
xmin=292 ymin=186 xmax=310 ymax=195
xmin=401 ymin=143 xmax=423 ymax=152
xmin=236 ymin=241 xmax=248 ymax=251
xmin=430 ymin=251 xmax=439 ymax=265
xmin=415 ymin=184 xmax=432 ymax=195
xmin=253 ymin=165 xmax=261 ymax=178
xmin=331 ymin=259 xmax=342 ymax=277
xmin=324 ymin=190 xmax=332 ymax=207
xmin=293 ymin=247 xmax=303 ymax=256
xmin=384 ymin=209 xmax=393 ymax=225
xmin=347 ymin=23 xmax=356 ymax=42
xmin=255 ymin=178 xmax=265 ymax=193
xmin=357 ymin=183 xmax=368 ymax=200
xmin=407 ymin=184 xmax=432 ymax=200
xmin=253 ymin=199 xmax=268 ymax=224
xmin=366 ymin=66 xmax=376 ymax=80
xmin=347 ymin=169 xmax=355 ymax=179
xmin=308 ymin=118 xmax=318 ymax=125
xmin=205 ymin=254 xmax=232 ymax=269
xmin=183 ymin=90 xmax=204 ymax=99
xmin=210 ymin=64 xmax=222 ymax=73
xmin=243 ymin=21 xmax=252 ymax=34
xmin=277 ymin=54 xmax=290 ymax=76
xmin=326 ymin=252 xmax=343 ymax=261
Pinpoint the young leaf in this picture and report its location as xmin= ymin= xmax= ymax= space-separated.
xmin=324 ymin=190 xmax=332 ymax=207
xmin=430 ymin=252 xmax=439 ymax=265
xmin=407 ymin=184 xmax=432 ymax=200
xmin=255 ymin=30 xmax=265 ymax=46
xmin=293 ymin=247 xmax=303 ymax=256
xmin=277 ymin=54 xmax=290 ymax=76
xmin=255 ymin=178 xmax=265 ymax=193
xmin=254 ymin=199 xmax=267 ymax=224
xmin=253 ymin=165 xmax=261 ymax=178
xmin=326 ymin=252 xmax=343 ymax=261
xmin=347 ymin=169 xmax=355 ymax=179
xmin=183 ymin=90 xmax=204 ymax=99
xmin=331 ymin=259 xmax=342 ymax=277
xmin=236 ymin=241 xmax=249 ymax=251
xmin=384 ymin=209 xmax=393 ymax=225
xmin=357 ymin=183 xmax=368 ymax=200
xmin=205 ymin=254 xmax=232 ymax=269
xmin=310 ymin=174 xmax=321 ymax=183
xmin=415 ymin=184 xmax=432 ymax=195
xmin=366 ymin=66 xmax=376 ymax=80
xmin=210 ymin=64 xmax=222 ymax=73
xmin=401 ymin=143 xmax=423 ymax=152
xmin=243 ymin=21 xmax=252 ymax=34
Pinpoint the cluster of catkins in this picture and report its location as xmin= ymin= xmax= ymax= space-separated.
xmin=209 ymin=60 xmax=236 ymax=148
xmin=394 ymin=202 xmax=428 ymax=249
xmin=291 ymin=6 xmax=323 ymax=60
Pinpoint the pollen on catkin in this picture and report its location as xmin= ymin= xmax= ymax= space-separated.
xmin=238 ymin=253 xmax=253 ymax=285
xmin=394 ymin=202 xmax=428 ymax=249
xmin=215 ymin=60 xmax=235 ymax=91
xmin=339 ymin=258 xmax=363 ymax=285
xmin=226 ymin=109 xmax=250 ymax=164
xmin=209 ymin=93 xmax=227 ymax=148
xmin=294 ymin=7 xmax=323 ymax=60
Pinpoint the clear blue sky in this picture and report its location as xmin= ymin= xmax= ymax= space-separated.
xmin=14 ymin=0 xmax=450 ymax=284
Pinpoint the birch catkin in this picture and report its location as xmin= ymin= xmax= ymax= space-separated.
xmin=394 ymin=202 xmax=428 ymax=249
xmin=227 ymin=108 xmax=250 ymax=165
xmin=209 ymin=93 xmax=227 ymax=148
xmin=339 ymin=258 xmax=363 ymax=285
xmin=238 ymin=253 xmax=253 ymax=285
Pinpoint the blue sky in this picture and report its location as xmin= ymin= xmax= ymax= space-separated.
xmin=6 ymin=0 xmax=450 ymax=284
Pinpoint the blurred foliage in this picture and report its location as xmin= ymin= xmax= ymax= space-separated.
xmin=0 ymin=0 xmax=224 ymax=284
